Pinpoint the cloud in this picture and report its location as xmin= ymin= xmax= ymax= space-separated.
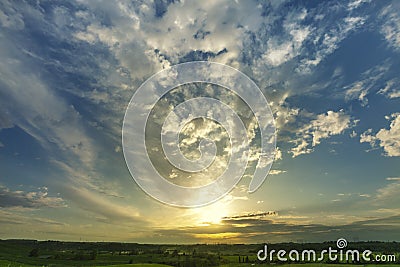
xmin=274 ymin=147 xmax=283 ymax=161
xmin=0 ymin=0 xmax=139 ymax=220
xmin=360 ymin=113 xmax=400 ymax=157
xmin=297 ymin=13 xmax=366 ymax=73
xmin=0 ymin=0 xmax=25 ymax=30
xmin=269 ymin=169 xmax=287 ymax=175
xmin=0 ymin=108 xmax=14 ymax=131
xmin=0 ymin=186 xmax=65 ymax=209
xmin=0 ymin=21 xmax=97 ymax=169
xmin=291 ymin=110 xmax=353 ymax=157
xmin=386 ymin=177 xmax=400 ymax=181
xmin=380 ymin=3 xmax=400 ymax=51
xmin=0 ymin=209 xmax=66 ymax=227
xmin=347 ymin=0 xmax=371 ymax=11
xmin=339 ymin=63 xmax=394 ymax=105
xmin=62 ymin=185 xmax=143 ymax=224
xmin=378 ymin=79 xmax=400 ymax=99
xmin=375 ymin=181 xmax=400 ymax=206
xmin=262 ymin=9 xmax=311 ymax=67
xmin=74 ymin=0 xmax=265 ymax=71
xmin=345 ymin=81 xmax=369 ymax=106
xmin=150 ymin=213 xmax=400 ymax=243
xmin=222 ymin=211 xmax=277 ymax=220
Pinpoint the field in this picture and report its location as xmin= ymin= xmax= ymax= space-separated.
xmin=0 ymin=240 xmax=399 ymax=266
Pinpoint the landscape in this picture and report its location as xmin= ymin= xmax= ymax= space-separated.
xmin=0 ymin=239 xmax=399 ymax=266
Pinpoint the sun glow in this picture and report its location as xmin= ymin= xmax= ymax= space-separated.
xmin=193 ymin=201 xmax=232 ymax=226
xmin=193 ymin=232 xmax=241 ymax=239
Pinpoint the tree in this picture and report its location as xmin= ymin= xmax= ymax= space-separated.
xmin=29 ymin=248 xmax=39 ymax=257
xmin=90 ymin=250 xmax=97 ymax=260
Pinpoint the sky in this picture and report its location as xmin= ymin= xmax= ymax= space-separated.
xmin=0 ymin=0 xmax=399 ymax=243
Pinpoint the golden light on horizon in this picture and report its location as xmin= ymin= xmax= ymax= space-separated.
xmin=193 ymin=232 xmax=241 ymax=240
xmin=192 ymin=200 xmax=232 ymax=226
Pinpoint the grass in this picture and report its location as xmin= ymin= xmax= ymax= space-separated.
xmin=102 ymin=264 xmax=173 ymax=267
xmin=0 ymin=261 xmax=176 ymax=267
xmin=0 ymin=240 xmax=398 ymax=267
xmin=1 ymin=259 xmax=400 ymax=267
xmin=0 ymin=260 xmax=35 ymax=267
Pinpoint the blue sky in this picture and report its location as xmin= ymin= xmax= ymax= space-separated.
xmin=0 ymin=0 xmax=399 ymax=243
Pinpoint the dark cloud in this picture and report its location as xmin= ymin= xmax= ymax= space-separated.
xmin=222 ymin=211 xmax=277 ymax=220
xmin=149 ymin=215 xmax=400 ymax=243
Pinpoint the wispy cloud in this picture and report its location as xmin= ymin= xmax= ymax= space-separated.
xmin=222 ymin=211 xmax=277 ymax=220
xmin=0 ymin=185 xmax=65 ymax=209
xmin=291 ymin=110 xmax=354 ymax=157
xmin=269 ymin=169 xmax=287 ymax=175
xmin=386 ymin=177 xmax=400 ymax=181
xmin=380 ymin=2 xmax=400 ymax=50
xmin=62 ymin=185 xmax=144 ymax=224
xmin=378 ymin=79 xmax=400 ymax=99
xmin=345 ymin=82 xmax=369 ymax=106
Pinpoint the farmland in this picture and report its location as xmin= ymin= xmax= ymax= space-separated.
xmin=0 ymin=239 xmax=399 ymax=266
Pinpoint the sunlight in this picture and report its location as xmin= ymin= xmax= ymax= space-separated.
xmin=194 ymin=201 xmax=231 ymax=226
xmin=193 ymin=232 xmax=241 ymax=239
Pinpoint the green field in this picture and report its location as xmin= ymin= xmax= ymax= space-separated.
xmin=104 ymin=264 xmax=173 ymax=267
xmin=0 ymin=262 xmax=174 ymax=267
xmin=0 ymin=240 xmax=398 ymax=267
xmin=1 ymin=261 xmax=399 ymax=267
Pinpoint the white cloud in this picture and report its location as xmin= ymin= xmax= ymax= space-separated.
xmin=0 ymin=33 xmax=97 ymax=168
xmin=298 ymin=13 xmax=366 ymax=73
xmin=347 ymin=0 xmax=371 ymax=10
xmin=360 ymin=128 xmax=376 ymax=147
xmin=269 ymin=169 xmax=287 ymax=175
xmin=306 ymin=110 xmax=352 ymax=146
xmin=386 ymin=177 xmax=400 ymax=181
xmin=378 ymin=79 xmax=400 ymax=99
xmin=291 ymin=110 xmax=353 ymax=157
xmin=273 ymin=104 xmax=300 ymax=130
xmin=360 ymin=113 xmax=400 ymax=157
xmin=261 ymin=9 xmax=311 ymax=67
xmin=63 ymin=185 xmax=142 ymax=223
xmin=375 ymin=182 xmax=400 ymax=205
xmin=380 ymin=3 xmax=400 ymax=50
xmin=345 ymin=81 xmax=369 ymax=106
xmin=75 ymin=0 xmax=265 ymax=72
xmin=291 ymin=139 xmax=313 ymax=158
xmin=275 ymin=147 xmax=283 ymax=161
